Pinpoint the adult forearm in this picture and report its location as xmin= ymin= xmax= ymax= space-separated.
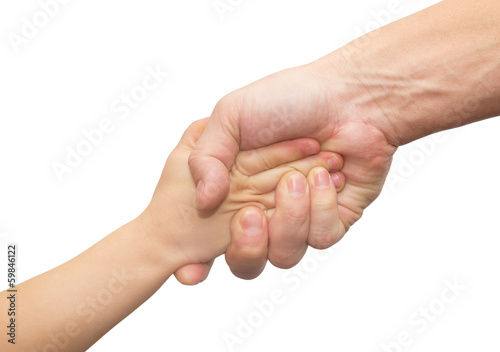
xmin=322 ymin=0 xmax=500 ymax=146
xmin=1 ymin=218 xmax=175 ymax=351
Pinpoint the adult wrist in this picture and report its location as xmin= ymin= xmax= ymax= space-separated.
xmin=315 ymin=0 xmax=500 ymax=147
xmin=311 ymin=49 xmax=405 ymax=148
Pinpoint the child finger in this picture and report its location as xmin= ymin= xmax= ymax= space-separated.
xmin=234 ymin=138 xmax=320 ymax=175
xmin=174 ymin=260 xmax=215 ymax=285
xmin=177 ymin=117 xmax=210 ymax=150
xmin=249 ymin=152 xmax=343 ymax=194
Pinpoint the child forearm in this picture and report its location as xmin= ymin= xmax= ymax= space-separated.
xmin=0 ymin=119 xmax=342 ymax=350
xmin=1 ymin=218 xmax=176 ymax=351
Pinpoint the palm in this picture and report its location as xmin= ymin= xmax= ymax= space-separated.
xmin=322 ymin=120 xmax=396 ymax=231
xmin=226 ymin=64 xmax=396 ymax=234
xmin=179 ymin=61 xmax=398 ymax=284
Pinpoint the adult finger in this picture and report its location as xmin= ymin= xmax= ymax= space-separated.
xmin=267 ymin=171 xmax=310 ymax=269
xmin=188 ymin=101 xmax=241 ymax=211
xmin=225 ymin=207 xmax=269 ymax=280
xmin=331 ymin=171 xmax=346 ymax=192
xmin=307 ymin=167 xmax=346 ymax=249
xmin=249 ymin=152 xmax=343 ymax=194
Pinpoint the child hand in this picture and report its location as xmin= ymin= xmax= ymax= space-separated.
xmin=139 ymin=118 xmax=344 ymax=268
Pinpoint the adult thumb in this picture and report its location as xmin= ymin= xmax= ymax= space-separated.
xmin=188 ymin=99 xmax=240 ymax=210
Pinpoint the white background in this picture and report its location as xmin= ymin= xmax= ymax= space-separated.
xmin=1 ymin=0 xmax=500 ymax=351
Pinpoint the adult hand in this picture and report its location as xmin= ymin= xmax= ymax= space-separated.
xmin=175 ymin=0 xmax=500 ymax=283
xmin=174 ymin=58 xmax=396 ymax=283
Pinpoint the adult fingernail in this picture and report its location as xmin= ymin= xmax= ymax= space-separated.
xmin=241 ymin=210 xmax=263 ymax=235
xmin=288 ymin=174 xmax=306 ymax=197
xmin=331 ymin=173 xmax=341 ymax=188
xmin=314 ymin=168 xmax=331 ymax=188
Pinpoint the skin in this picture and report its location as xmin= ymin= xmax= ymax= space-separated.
xmin=0 ymin=119 xmax=344 ymax=351
xmin=181 ymin=0 xmax=500 ymax=283
xmin=1 ymin=0 xmax=499 ymax=348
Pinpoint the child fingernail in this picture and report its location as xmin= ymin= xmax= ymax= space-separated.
xmin=305 ymin=143 xmax=318 ymax=155
xmin=314 ymin=168 xmax=331 ymax=188
xmin=328 ymin=156 xmax=340 ymax=170
xmin=241 ymin=210 xmax=263 ymax=235
xmin=288 ymin=174 xmax=306 ymax=197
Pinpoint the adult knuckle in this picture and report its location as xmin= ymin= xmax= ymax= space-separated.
xmin=214 ymin=93 xmax=238 ymax=117
xmin=312 ymin=199 xmax=335 ymax=212
xmin=268 ymin=245 xmax=305 ymax=269
xmin=308 ymin=232 xmax=335 ymax=249
xmin=237 ymin=246 xmax=265 ymax=262
xmin=269 ymin=253 xmax=296 ymax=269
xmin=284 ymin=206 xmax=307 ymax=224
xmin=187 ymin=149 xmax=202 ymax=166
